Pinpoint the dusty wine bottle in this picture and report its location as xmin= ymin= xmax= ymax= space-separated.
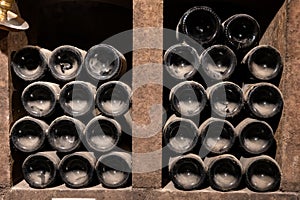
xmin=83 ymin=44 xmax=127 ymax=81
xmin=169 ymin=154 xmax=206 ymax=190
xmin=242 ymin=45 xmax=283 ymax=81
xmin=164 ymin=43 xmax=200 ymax=80
xmin=84 ymin=115 xmax=122 ymax=152
xmin=236 ymin=118 xmax=274 ymax=155
xmin=204 ymin=154 xmax=243 ymax=191
xmin=176 ymin=6 xmax=221 ymax=47
xmin=22 ymin=81 xmax=60 ymax=117
xmin=59 ymin=81 xmax=96 ymax=117
xmin=96 ymin=151 xmax=131 ymax=188
xmin=200 ymin=118 xmax=236 ymax=154
xmin=49 ymin=45 xmax=86 ymax=81
xmin=200 ymin=45 xmax=237 ymax=81
xmin=241 ymin=155 xmax=281 ymax=192
xmin=59 ymin=152 xmax=96 ymax=188
xmin=95 ymin=81 xmax=131 ymax=117
xmin=48 ymin=116 xmax=85 ymax=152
xmin=163 ymin=115 xmax=199 ymax=154
xmin=11 ymin=45 xmax=51 ymax=81
xmin=22 ymin=151 xmax=60 ymax=188
xmin=169 ymin=81 xmax=207 ymax=117
xmin=243 ymin=83 xmax=283 ymax=118
xmin=223 ymin=14 xmax=260 ymax=52
xmin=207 ymin=81 xmax=244 ymax=118
xmin=10 ymin=116 xmax=48 ymax=152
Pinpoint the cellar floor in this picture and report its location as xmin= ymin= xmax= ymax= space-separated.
xmin=4 ymin=180 xmax=298 ymax=200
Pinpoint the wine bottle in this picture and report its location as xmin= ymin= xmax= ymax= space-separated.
xmin=204 ymin=154 xmax=243 ymax=191
xmin=10 ymin=116 xmax=48 ymax=152
xmin=48 ymin=116 xmax=85 ymax=152
xmin=49 ymin=45 xmax=86 ymax=81
xmin=243 ymin=83 xmax=283 ymax=118
xmin=242 ymin=45 xmax=283 ymax=81
xmin=21 ymin=81 xmax=60 ymax=117
xmin=169 ymin=153 xmax=206 ymax=190
xmin=163 ymin=115 xmax=199 ymax=154
xmin=169 ymin=81 xmax=207 ymax=117
xmin=176 ymin=6 xmax=221 ymax=47
xmin=84 ymin=115 xmax=122 ymax=152
xmin=59 ymin=152 xmax=96 ymax=188
xmin=22 ymin=151 xmax=60 ymax=188
xmin=83 ymin=44 xmax=127 ymax=81
xmin=59 ymin=81 xmax=96 ymax=117
xmin=96 ymin=151 xmax=131 ymax=188
xmin=11 ymin=45 xmax=51 ymax=81
xmin=200 ymin=118 xmax=236 ymax=154
xmin=199 ymin=45 xmax=237 ymax=81
xmin=236 ymin=118 xmax=274 ymax=155
xmin=95 ymin=81 xmax=131 ymax=117
xmin=164 ymin=43 xmax=200 ymax=80
xmin=241 ymin=155 xmax=281 ymax=192
xmin=223 ymin=14 xmax=260 ymax=52
xmin=207 ymin=81 xmax=244 ymax=118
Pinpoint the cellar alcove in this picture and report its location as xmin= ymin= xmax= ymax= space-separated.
xmin=162 ymin=0 xmax=287 ymax=192
xmin=8 ymin=0 xmax=134 ymax=193
xmin=0 ymin=0 xmax=300 ymax=199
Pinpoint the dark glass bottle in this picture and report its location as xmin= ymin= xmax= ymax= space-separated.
xmin=236 ymin=118 xmax=274 ymax=155
xmin=21 ymin=81 xmax=60 ymax=117
xmin=176 ymin=6 xmax=221 ymax=47
xmin=22 ymin=151 xmax=60 ymax=188
xmin=242 ymin=45 xmax=283 ymax=81
xmin=163 ymin=115 xmax=199 ymax=154
xmin=164 ymin=43 xmax=200 ymax=80
xmin=59 ymin=152 xmax=96 ymax=188
xmin=48 ymin=116 xmax=85 ymax=152
xmin=83 ymin=44 xmax=127 ymax=81
xmin=243 ymin=83 xmax=283 ymax=118
xmin=95 ymin=81 xmax=131 ymax=117
xmin=200 ymin=45 xmax=237 ymax=81
xmin=169 ymin=154 xmax=206 ymax=190
xmin=10 ymin=116 xmax=48 ymax=152
xmin=204 ymin=154 xmax=243 ymax=191
xmin=59 ymin=81 xmax=96 ymax=117
xmin=96 ymin=151 xmax=131 ymax=188
xmin=241 ymin=155 xmax=281 ymax=192
xmin=169 ymin=81 xmax=207 ymax=117
xmin=207 ymin=81 xmax=244 ymax=118
xmin=84 ymin=115 xmax=122 ymax=152
xmin=200 ymin=118 xmax=236 ymax=154
xmin=49 ymin=45 xmax=86 ymax=81
xmin=11 ymin=45 xmax=50 ymax=81
xmin=223 ymin=14 xmax=260 ymax=52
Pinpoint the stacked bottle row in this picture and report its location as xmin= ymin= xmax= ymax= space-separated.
xmin=163 ymin=6 xmax=284 ymax=192
xmin=20 ymin=80 xmax=131 ymax=118
xmin=165 ymin=44 xmax=283 ymax=85
xmin=11 ymin=44 xmax=126 ymax=83
xmin=164 ymin=117 xmax=276 ymax=156
xmin=168 ymin=81 xmax=283 ymax=119
xmin=10 ymin=44 xmax=132 ymax=189
xmin=22 ymin=151 xmax=131 ymax=189
xmin=169 ymin=153 xmax=281 ymax=192
xmin=11 ymin=115 xmax=130 ymax=153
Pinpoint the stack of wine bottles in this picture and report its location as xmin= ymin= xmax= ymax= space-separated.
xmin=10 ymin=44 xmax=132 ymax=189
xmin=164 ymin=6 xmax=283 ymax=192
